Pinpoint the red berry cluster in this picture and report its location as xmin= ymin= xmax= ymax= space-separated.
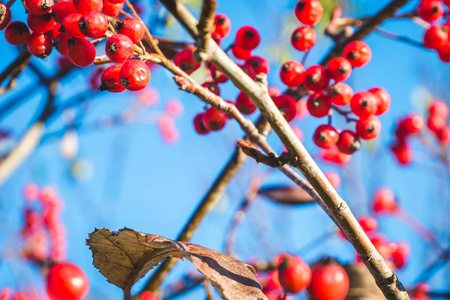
xmin=290 ymin=0 xmax=323 ymax=52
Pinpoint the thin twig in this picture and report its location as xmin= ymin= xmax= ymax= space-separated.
xmin=0 ymin=48 xmax=31 ymax=86
xmin=375 ymin=28 xmax=425 ymax=49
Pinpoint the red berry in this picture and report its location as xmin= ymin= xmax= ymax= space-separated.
xmin=105 ymin=34 xmax=134 ymax=63
xmin=368 ymin=87 xmax=390 ymax=115
xmin=240 ymin=63 xmax=256 ymax=80
xmin=231 ymin=45 xmax=252 ymax=60
xmin=235 ymin=25 xmax=260 ymax=50
xmin=418 ymin=0 xmax=443 ymax=22
xmin=307 ymin=92 xmax=331 ymax=117
xmin=52 ymin=0 xmax=78 ymax=23
xmin=397 ymin=113 xmax=424 ymax=135
xmin=119 ymin=59 xmax=151 ymax=91
xmin=139 ymin=291 xmax=160 ymax=300
xmin=245 ymin=56 xmax=269 ymax=75
xmin=369 ymin=234 xmax=392 ymax=259
xmin=236 ymin=91 xmax=256 ymax=115
xmin=27 ymin=12 xmax=55 ymax=33
xmin=357 ymin=215 xmax=378 ymax=233
xmin=355 ymin=115 xmax=381 ymax=140
xmin=391 ymin=140 xmax=412 ymax=165
xmin=4 ymin=21 xmax=30 ymax=46
xmin=203 ymin=107 xmax=228 ymax=131
xmin=102 ymin=0 xmax=123 ymax=16
xmin=213 ymin=14 xmax=231 ymax=39
xmin=0 ymin=3 xmax=12 ymax=30
xmin=411 ymin=283 xmax=430 ymax=300
xmin=193 ymin=113 xmax=210 ymax=134
xmin=309 ymin=263 xmax=349 ymax=300
xmin=329 ymin=83 xmax=353 ymax=106
xmin=325 ymin=171 xmax=341 ymax=189
xmin=201 ymin=81 xmax=220 ymax=96
xmin=291 ymin=26 xmax=316 ymax=51
xmin=427 ymin=114 xmax=446 ymax=134
xmin=46 ymin=262 xmax=89 ymax=300
xmin=78 ymin=10 xmax=108 ymax=38
xmin=294 ymin=0 xmax=323 ymax=26
xmin=62 ymin=13 xmax=85 ymax=38
xmin=343 ymin=41 xmax=372 ymax=68
xmin=173 ymin=48 xmax=201 ymax=74
xmin=372 ymin=187 xmax=398 ymax=213
xmin=50 ymin=23 xmax=61 ymax=40
xmin=25 ymin=0 xmax=53 ymax=15
xmin=273 ymin=95 xmax=297 ymax=122
xmin=350 ymin=91 xmax=378 ymax=118
xmin=391 ymin=242 xmax=410 ymax=269
xmin=116 ymin=18 xmax=145 ymax=44
xmin=54 ymin=33 xmax=69 ymax=56
xmin=73 ymin=0 xmax=103 ymax=14
xmin=27 ymin=32 xmax=53 ymax=58
xmin=321 ymin=146 xmax=351 ymax=165
xmin=423 ymin=25 xmax=448 ymax=49
xmin=67 ymin=37 xmax=96 ymax=66
xmin=437 ymin=42 xmax=450 ymax=62
xmin=337 ymin=130 xmax=360 ymax=154
xmin=313 ymin=125 xmax=339 ymax=149
xmin=277 ymin=254 xmax=311 ymax=294
xmin=304 ymin=65 xmax=330 ymax=91
xmin=268 ymin=86 xmax=281 ymax=98
xmin=106 ymin=0 xmax=124 ymax=4
xmin=429 ymin=99 xmax=449 ymax=118
xmin=280 ymin=60 xmax=304 ymax=87
xmin=210 ymin=64 xmax=228 ymax=83
xmin=436 ymin=126 xmax=450 ymax=144
xmin=99 ymin=64 xmax=125 ymax=93
xmin=327 ymin=57 xmax=352 ymax=82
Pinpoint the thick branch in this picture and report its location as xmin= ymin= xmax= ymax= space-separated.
xmin=195 ymin=0 xmax=216 ymax=61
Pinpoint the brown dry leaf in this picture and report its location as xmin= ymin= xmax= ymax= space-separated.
xmin=258 ymin=186 xmax=314 ymax=205
xmin=87 ymin=228 xmax=268 ymax=300
xmin=344 ymin=263 xmax=385 ymax=300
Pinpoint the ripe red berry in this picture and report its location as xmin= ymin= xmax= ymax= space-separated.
xmin=245 ymin=56 xmax=269 ymax=75
xmin=119 ymin=59 xmax=151 ymax=91
xmin=427 ymin=114 xmax=446 ymax=134
xmin=313 ymin=125 xmax=339 ymax=149
xmin=54 ymin=33 xmax=69 ymax=56
xmin=73 ymin=0 xmax=103 ymax=14
xmin=4 ymin=21 xmax=30 ymax=46
xmin=368 ymin=87 xmax=390 ymax=115
xmin=0 ymin=3 xmax=12 ymax=30
xmin=294 ymin=0 xmax=323 ymax=26
xmin=429 ymin=99 xmax=449 ymax=118
xmin=309 ymin=262 xmax=349 ymax=300
xmin=203 ymin=107 xmax=228 ymax=131
xmin=213 ymin=14 xmax=231 ymax=39
xmin=173 ymin=48 xmax=201 ymax=74
xmin=231 ymin=45 xmax=252 ymax=60
xmin=280 ymin=60 xmax=304 ymax=87
xmin=350 ymin=91 xmax=378 ymax=118
xmin=62 ymin=13 xmax=85 ymax=38
xmin=25 ymin=0 xmax=53 ymax=15
xmin=27 ymin=12 xmax=55 ymax=33
xmin=210 ymin=64 xmax=228 ymax=83
xmin=357 ymin=215 xmax=378 ymax=233
xmin=437 ymin=42 xmax=450 ymax=62
xmin=99 ymin=64 xmax=125 ymax=93
xmin=201 ymin=81 xmax=220 ymax=96
xmin=337 ymin=130 xmax=360 ymax=154
xmin=52 ymin=0 xmax=78 ymax=23
xmin=391 ymin=140 xmax=412 ymax=165
xmin=236 ymin=91 xmax=256 ymax=115
xmin=235 ymin=25 xmax=260 ymax=50
xmin=423 ymin=25 xmax=448 ymax=49
xmin=307 ymin=92 xmax=331 ymax=117
xmin=102 ymin=0 xmax=123 ymax=16
xmin=240 ymin=63 xmax=256 ymax=80
xmin=67 ymin=37 xmax=96 ymax=66
xmin=391 ymin=242 xmax=410 ymax=269
xmin=355 ymin=115 xmax=381 ymax=140
xmin=193 ymin=113 xmax=210 ymax=134
xmin=277 ymin=254 xmax=311 ymax=294
xmin=372 ymin=187 xmax=398 ymax=213
xmin=411 ymin=283 xmax=430 ymax=300
xmin=304 ymin=65 xmax=330 ymax=91
xmin=273 ymin=95 xmax=297 ymax=122
xmin=327 ymin=57 xmax=352 ymax=82
xmin=436 ymin=126 xmax=450 ymax=144
xmin=139 ymin=291 xmax=160 ymax=300
xmin=78 ymin=10 xmax=108 ymax=38
xmin=397 ymin=113 xmax=424 ymax=136
xmin=418 ymin=0 xmax=443 ymax=23
xmin=105 ymin=34 xmax=134 ymax=63
xmin=291 ymin=26 xmax=317 ymax=51
xmin=116 ymin=18 xmax=145 ymax=44
xmin=27 ymin=32 xmax=53 ymax=58
xmin=329 ymin=83 xmax=353 ymax=106
xmin=46 ymin=262 xmax=89 ymax=300
xmin=343 ymin=41 xmax=372 ymax=68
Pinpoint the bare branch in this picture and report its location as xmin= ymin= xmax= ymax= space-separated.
xmin=0 ymin=48 xmax=31 ymax=86
xmin=195 ymin=0 xmax=216 ymax=61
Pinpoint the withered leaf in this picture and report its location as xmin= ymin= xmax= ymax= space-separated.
xmin=258 ymin=185 xmax=314 ymax=205
xmin=87 ymin=228 xmax=268 ymax=300
xmin=344 ymin=263 xmax=384 ymax=300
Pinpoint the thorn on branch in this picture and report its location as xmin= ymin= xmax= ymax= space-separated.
xmin=237 ymin=140 xmax=296 ymax=168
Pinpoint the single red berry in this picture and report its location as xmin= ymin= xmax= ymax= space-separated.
xmin=46 ymin=262 xmax=89 ymax=300
xmin=116 ymin=18 xmax=145 ymax=44
xmin=337 ymin=130 xmax=360 ymax=154
xmin=427 ymin=114 xmax=446 ymax=134
xmin=62 ymin=13 xmax=85 ymax=38
xmin=429 ymin=99 xmax=449 ymax=118
xmin=27 ymin=12 xmax=55 ymax=33
xmin=369 ymin=234 xmax=393 ymax=259
xmin=53 ymin=33 xmax=69 ymax=56
xmin=397 ymin=113 xmax=424 ymax=136
xmin=343 ymin=41 xmax=372 ymax=68
xmin=201 ymin=81 xmax=220 ymax=96
xmin=307 ymin=92 xmax=331 ymax=117
xmin=327 ymin=57 xmax=352 ymax=82
xmin=245 ymin=56 xmax=269 ymax=75
xmin=50 ymin=23 xmax=62 ymax=40
xmin=119 ymin=59 xmax=151 ymax=91
xmin=357 ymin=215 xmax=378 ymax=233
xmin=78 ymin=10 xmax=108 ymax=38
xmin=423 ymin=25 xmax=448 ymax=49
xmin=437 ymin=42 xmax=450 ymax=62
xmin=52 ymin=0 xmax=78 ymax=23
xmin=236 ymin=91 xmax=256 ymax=115
xmin=173 ymin=48 xmax=201 ymax=74
xmin=73 ymin=0 xmax=103 ymax=13
xmin=203 ymin=107 xmax=228 ymax=131
xmin=273 ymin=95 xmax=297 ymax=122
xmin=411 ymin=283 xmax=430 ymax=300
xmin=240 ymin=63 xmax=256 ymax=80
xmin=309 ymin=262 xmax=349 ymax=300
xmin=280 ymin=60 xmax=304 ymax=87
xmin=329 ymin=83 xmax=353 ymax=106
xmin=213 ymin=14 xmax=231 ymax=39
xmin=99 ymin=64 xmax=125 ymax=93
xmin=67 ymin=37 xmax=96 ymax=66
xmin=210 ymin=64 xmax=228 ymax=83
xmin=193 ymin=113 xmax=210 ymax=134
xmin=436 ymin=126 xmax=450 ymax=144
xmin=372 ymin=187 xmax=398 ymax=213
xmin=25 ymin=0 xmax=53 ymax=15
xmin=235 ymin=25 xmax=260 ymax=50
xmin=321 ymin=146 xmax=351 ymax=165
xmin=304 ymin=65 xmax=330 ymax=91
xmin=105 ymin=34 xmax=134 ymax=63
xmin=102 ymin=0 xmax=123 ymax=16
xmin=0 ymin=3 xmax=12 ymax=30
xmin=368 ymin=87 xmax=391 ymax=115
xmin=391 ymin=140 xmax=412 ymax=165
xmin=231 ymin=45 xmax=252 ymax=60
xmin=391 ymin=242 xmax=410 ymax=269
xmin=277 ymin=254 xmax=311 ymax=294
xmin=350 ymin=91 xmax=378 ymax=118
xmin=313 ymin=125 xmax=339 ymax=149
xmin=294 ymin=0 xmax=323 ymax=26
xmin=4 ymin=21 xmax=30 ymax=46
xmin=291 ymin=26 xmax=317 ymax=51
xmin=418 ymin=0 xmax=443 ymax=22
xmin=355 ymin=115 xmax=381 ymax=140
xmin=27 ymin=32 xmax=53 ymax=58
xmin=139 ymin=291 xmax=160 ymax=300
